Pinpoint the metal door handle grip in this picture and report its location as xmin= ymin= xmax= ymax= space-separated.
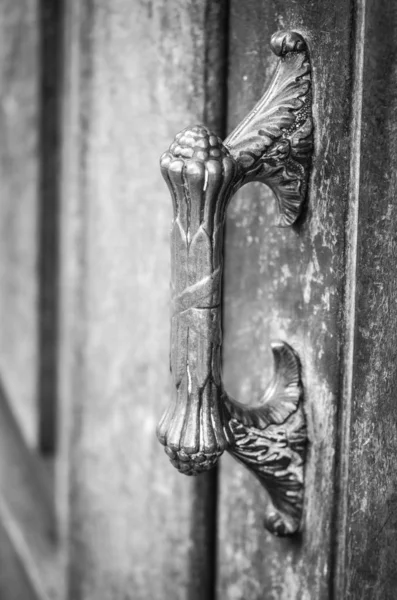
xmin=157 ymin=31 xmax=313 ymax=536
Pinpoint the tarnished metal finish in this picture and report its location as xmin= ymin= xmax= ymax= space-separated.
xmin=158 ymin=127 xmax=235 ymax=475
xmin=157 ymin=30 xmax=313 ymax=536
xmin=225 ymin=343 xmax=305 ymax=536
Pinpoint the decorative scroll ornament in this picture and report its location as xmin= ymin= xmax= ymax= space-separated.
xmin=157 ymin=31 xmax=313 ymax=536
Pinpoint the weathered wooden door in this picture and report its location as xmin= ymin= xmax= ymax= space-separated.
xmin=1 ymin=1 xmax=397 ymax=599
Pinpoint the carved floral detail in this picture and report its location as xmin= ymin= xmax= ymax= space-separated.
xmin=157 ymin=31 xmax=313 ymax=536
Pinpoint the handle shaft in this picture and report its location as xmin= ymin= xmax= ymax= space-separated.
xmin=157 ymin=130 xmax=236 ymax=474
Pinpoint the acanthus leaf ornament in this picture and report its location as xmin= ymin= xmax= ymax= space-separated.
xmin=157 ymin=30 xmax=313 ymax=536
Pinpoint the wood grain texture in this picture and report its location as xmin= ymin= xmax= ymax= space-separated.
xmin=218 ymin=2 xmax=355 ymax=598
xmin=342 ymin=1 xmax=397 ymax=597
xmin=59 ymin=1 xmax=227 ymax=598
xmin=0 ymin=0 xmax=39 ymax=447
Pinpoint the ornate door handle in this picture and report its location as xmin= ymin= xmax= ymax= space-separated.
xmin=157 ymin=31 xmax=313 ymax=536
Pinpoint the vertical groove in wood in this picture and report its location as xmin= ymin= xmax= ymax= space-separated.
xmin=187 ymin=471 xmax=218 ymax=600
xmin=38 ymin=0 xmax=64 ymax=455
xmin=56 ymin=0 xmax=84 ymax=593
xmin=203 ymin=0 xmax=229 ymax=136
xmin=188 ymin=2 xmax=229 ymax=599
xmin=332 ymin=0 xmax=366 ymax=595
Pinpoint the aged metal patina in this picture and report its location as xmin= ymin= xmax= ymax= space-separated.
xmin=157 ymin=31 xmax=313 ymax=536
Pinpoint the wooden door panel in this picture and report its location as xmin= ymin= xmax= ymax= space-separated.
xmin=344 ymin=1 xmax=397 ymax=597
xmin=59 ymin=2 xmax=227 ymax=599
xmin=219 ymin=1 xmax=356 ymax=598
xmin=1 ymin=1 xmax=396 ymax=598
xmin=0 ymin=4 xmax=61 ymax=599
